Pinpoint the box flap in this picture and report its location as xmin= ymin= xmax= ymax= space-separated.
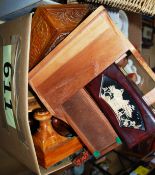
xmin=0 ymin=14 xmax=41 ymax=174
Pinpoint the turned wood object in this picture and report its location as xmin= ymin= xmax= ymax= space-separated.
xmin=32 ymin=109 xmax=83 ymax=168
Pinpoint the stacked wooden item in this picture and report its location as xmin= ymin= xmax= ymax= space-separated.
xmin=28 ymin=4 xmax=155 ymax=169
xmin=29 ymin=4 xmax=90 ymax=168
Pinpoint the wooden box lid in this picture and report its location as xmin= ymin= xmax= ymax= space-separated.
xmin=29 ymin=6 xmax=130 ymax=112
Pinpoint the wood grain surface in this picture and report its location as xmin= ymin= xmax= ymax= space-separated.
xmin=32 ymin=110 xmax=83 ymax=168
xmin=62 ymin=89 xmax=119 ymax=155
xmin=29 ymin=4 xmax=90 ymax=70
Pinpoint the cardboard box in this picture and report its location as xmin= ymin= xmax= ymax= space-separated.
xmin=0 ymin=5 xmax=154 ymax=175
xmin=0 ymin=14 xmax=73 ymax=175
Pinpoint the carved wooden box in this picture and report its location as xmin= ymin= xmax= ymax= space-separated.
xmin=29 ymin=4 xmax=90 ymax=70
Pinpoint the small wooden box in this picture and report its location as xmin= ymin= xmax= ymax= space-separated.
xmin=29 ymin=4 xmax=90 ymax=70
